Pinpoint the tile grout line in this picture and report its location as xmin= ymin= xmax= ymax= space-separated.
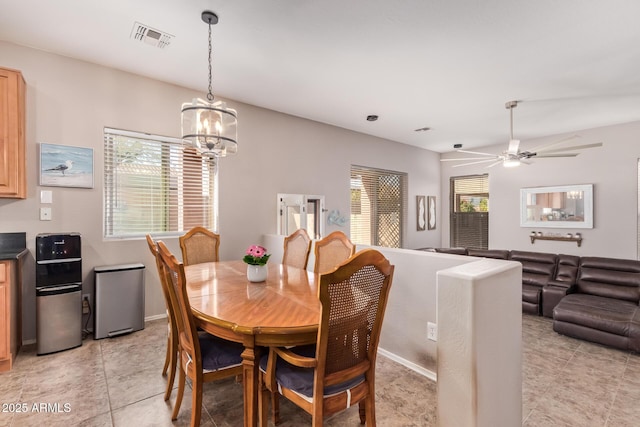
xmin=602 ymin=353 xmax=629 ymax=427
xmin=527 ymin=336 xmax=579 ymax=427
xmin=98 ymin=340 xmax=116 ymax=426
xmin=521 ymin=318 xmax=580 ymax=426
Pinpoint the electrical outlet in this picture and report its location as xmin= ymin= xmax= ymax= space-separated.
xmin=427 ymin=322 xmax=437 ymax=341
xmin=82 ymin=294 xmax=90 ymax=314
xmin=40 ymin=207 xmax=52 ymax=221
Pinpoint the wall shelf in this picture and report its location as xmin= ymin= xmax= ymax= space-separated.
xmin=530 ymin=234 xmax=582 ymax=247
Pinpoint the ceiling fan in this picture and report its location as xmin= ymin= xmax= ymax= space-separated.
xmin=441 ymin=100 xmax=603 ymax=168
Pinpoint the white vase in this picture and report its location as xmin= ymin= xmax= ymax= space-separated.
xmin=247 ymin=264 xmax=268 ymax=282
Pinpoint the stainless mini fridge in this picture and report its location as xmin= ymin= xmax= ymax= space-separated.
xmin=35 ymin=233 xmax=83 ymax=355
xmin=94 ymin=263 xmax=145 ymax=339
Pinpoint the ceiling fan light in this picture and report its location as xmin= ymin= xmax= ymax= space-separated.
xmin=503 ymin=158 xmax=521 ymax=168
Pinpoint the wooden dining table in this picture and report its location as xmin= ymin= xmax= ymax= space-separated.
xmin=184 ymin=260 xmax=321 ymax=427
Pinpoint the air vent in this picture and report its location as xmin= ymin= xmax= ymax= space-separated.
xmin=130 ymin=22 xmax=173 ymax=49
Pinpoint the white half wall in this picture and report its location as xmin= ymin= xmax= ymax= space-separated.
xmin=437 ymin=259 xmax=522 ymax=427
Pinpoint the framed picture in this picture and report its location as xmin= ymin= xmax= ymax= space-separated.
xmin=40 ymin=143 xmax=94 ymax=188
xmin=417 ymin=195 xmax=426 ymax=231
xmin=428 ymin=196 xmax=436 ymax=230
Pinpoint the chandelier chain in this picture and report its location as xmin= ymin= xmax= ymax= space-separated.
xmin=207 ymin=20 xmax=214 ymax=102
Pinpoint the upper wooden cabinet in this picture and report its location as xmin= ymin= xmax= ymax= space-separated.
xmin=0 ymin=67 xmax=26 ymax=199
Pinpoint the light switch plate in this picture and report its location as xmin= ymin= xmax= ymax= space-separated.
xmin=40 ymin=207 xmax=52 ymax=221
xmin=40 ymin=190 xmax=53 ymax=204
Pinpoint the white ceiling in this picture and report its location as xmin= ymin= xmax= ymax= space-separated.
xmin=1 ymin=0 xmax=640 ymax=153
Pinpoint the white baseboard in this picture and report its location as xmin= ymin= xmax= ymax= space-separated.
xmin=145 ymin=313 xmax=167 ymax=322
xmin=377 ymin=347 xmax=437 ymax=382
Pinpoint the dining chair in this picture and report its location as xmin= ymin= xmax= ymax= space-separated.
xmin=179 ymin=226 xmax=220 ymax=266
xmin=156 ymin=241 xmax=244 ymax=426
xmin=282 ymin=228 xmax=312 ymax=270
xmin=313 ymin=230 xmax=356 ymax=274
xmin=259 ymin=248 xmax=395 ymax=426
xmin=146 ymin=235 xmax=179 ymax=403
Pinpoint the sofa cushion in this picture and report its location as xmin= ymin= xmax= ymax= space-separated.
xmin=511 ymin=250 xmax=557 ymax=288
xmin=434 ymin=247 xmax=468 ymax=255
xmin=522 ymin=284 xmax=541 ymax=304
xmin=553 ymin=254 xmax=580 ymax=285
xmin=577 ymin=257 xmax=640 ymax=303
xmin=466 ymin=248 xmax=510 ymax=259
xmin=629 ymin=310 xmax=640 ymax=352
xmin=553 ymin=294 xmax=639 ymax=337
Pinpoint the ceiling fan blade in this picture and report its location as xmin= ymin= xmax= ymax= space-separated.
xmin=507 ymin=139 xmax=520 ymax=155
xmin=535 ymin=153 xmax=579 ymax=158
xmin=486 ymin=160 xmax=504 ymax=168
xmin=451 ymin=158 xmax=501 ymax=168
xmin=536 ymin=142 xmax=603 ymax=154
xmin=440 ymin=157 xmax=499 ymax=162
xmin=527 ymin=134 xmax=580 ymax=153
xmin=456 ymin=149 xmax=496 ymax=157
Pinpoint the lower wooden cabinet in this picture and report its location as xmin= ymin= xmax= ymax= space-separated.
xmin=0 ymin=261 xmax=21 ymax=372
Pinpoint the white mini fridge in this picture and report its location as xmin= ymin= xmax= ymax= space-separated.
xmin=94 ymin=263 xmax=145 ymax=339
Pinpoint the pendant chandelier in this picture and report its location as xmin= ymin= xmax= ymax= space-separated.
xmin=181 ymin=11 xmax=237 ymax=158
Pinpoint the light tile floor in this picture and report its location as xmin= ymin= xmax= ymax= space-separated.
xmin=0 ymin=314 xmax=639 ymax=426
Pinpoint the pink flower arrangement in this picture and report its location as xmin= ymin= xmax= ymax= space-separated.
xmin=243 ymin=245 xmax=271 ymax=266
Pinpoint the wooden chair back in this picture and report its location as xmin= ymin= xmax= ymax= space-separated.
xmin=179 ymin=226 xmax=220 ymax=266
xmin=157 ymin=241 xmax=202 ymax=374
xmin=313 ymin=230 xmax=356 ymax=274
xmin=317 ymin=248 xmax=393 ymax=385
xmin=262 ymin=249 xmax=394 ymax=425
xmin=282 ymin=228 xmax=312 ymax=270
xmin=145 ymin=235 xmax=179 ymax=400
xmin=157 ymin=241 xmax=243 ymax=425
xmin=146 ymin=235 xmax=179 ymax=341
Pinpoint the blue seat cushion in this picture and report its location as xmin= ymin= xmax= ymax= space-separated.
xmin=259 ymin=344 xmax=365 ymax=399
xmin=199 ymin=332 xmax=243 ymax=371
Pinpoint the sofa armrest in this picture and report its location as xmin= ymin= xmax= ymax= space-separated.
xmin=542 ymin=284 xmax=571 ymax=318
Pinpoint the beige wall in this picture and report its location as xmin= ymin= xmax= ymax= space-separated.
xmin=0 ymin=42 xmax=442 ymax=341
xmin=440 ymin=121 xmax=640 ymax=259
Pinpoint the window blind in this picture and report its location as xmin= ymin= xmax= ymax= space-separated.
xmin=450 ymin=174 xmax=489 ymax=249
xmin=350 ymin=165 xmax=407 ymax=248
xmin=104 ymin=128 xmax=218 ymax=239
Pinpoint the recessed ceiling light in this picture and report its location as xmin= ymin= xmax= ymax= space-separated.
xmin=366 ymin=115 xmax=378 ymax=122
xmin=414 ymin=127 xmax=431 ymax=132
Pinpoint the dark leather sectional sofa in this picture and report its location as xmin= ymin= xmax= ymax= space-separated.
xmin=422 ymin=247 xmax=640 ymax=352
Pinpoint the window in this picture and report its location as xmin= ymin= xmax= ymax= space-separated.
xmin=104 ymin=128 xmax=218 ymax=239
xmin=450 ymin=174 xmax=489 ymax=249
xmin=350 ymin=165 xmax=407 ymax=248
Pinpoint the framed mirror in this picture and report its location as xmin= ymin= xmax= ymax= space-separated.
xmin=520 ymin=184 xmax=593 ymax=228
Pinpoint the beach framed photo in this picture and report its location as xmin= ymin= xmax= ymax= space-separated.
xmin=39 ymin=143 xmax=94 ymax=188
